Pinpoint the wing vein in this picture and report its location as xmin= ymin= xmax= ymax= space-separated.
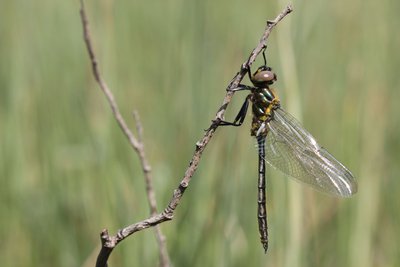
xmin=262 ymin=108 xmax=357 ymax=197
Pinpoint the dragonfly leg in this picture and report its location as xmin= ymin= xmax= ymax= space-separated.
xmin=262 ymin=46 xmax=267 ymax=66
xmin=218 ymin=95 xmax=251 ymax=126
xmin=227 ymin=84 xmax=254 ymax=92
xmin=247 ymin=65 xmax=253 ymax=81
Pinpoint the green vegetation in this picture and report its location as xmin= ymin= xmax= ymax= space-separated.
xmin=1 ymin=0 xmax=399 ymax=266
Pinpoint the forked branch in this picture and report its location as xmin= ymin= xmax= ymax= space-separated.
xmin=79 ymin=1 xmax=170 ymax=266
xmin=79 ymin=1 xmax=292 ymax=267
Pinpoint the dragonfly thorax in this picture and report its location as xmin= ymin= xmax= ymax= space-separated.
xmin=251 ymin=87 xmax=280 ymax=136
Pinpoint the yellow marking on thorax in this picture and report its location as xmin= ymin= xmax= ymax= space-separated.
xmin=264 ymin=88 xmax=280 ymax=118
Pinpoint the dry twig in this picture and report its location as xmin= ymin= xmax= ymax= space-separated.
xmin=79 ymin=1 xmax=293 ymax=266
xmin=79 ymin=1 xmax=170 ymax=266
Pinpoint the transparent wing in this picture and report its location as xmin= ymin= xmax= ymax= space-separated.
xmin=262 ymin=108 xmax=357 ymax=197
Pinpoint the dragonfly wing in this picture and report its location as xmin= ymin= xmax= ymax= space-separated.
xmin=263 ymin=108 xmax=357 ymax=197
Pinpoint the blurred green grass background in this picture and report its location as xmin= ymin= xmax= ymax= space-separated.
xmin=1 ymin=0 xmax=399 ymax=266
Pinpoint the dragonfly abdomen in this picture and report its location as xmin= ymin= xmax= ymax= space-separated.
xmin=256 ymin=135 xmax=269 ymax=252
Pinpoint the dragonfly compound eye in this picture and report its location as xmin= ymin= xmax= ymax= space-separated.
xmin=260 ymin=71 xmax=276 ymax=82
xmin=252 ymin=70 xmax=277 ymax=86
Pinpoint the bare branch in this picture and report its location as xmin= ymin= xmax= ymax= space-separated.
xmin=132 ymin=111 xmax=170 ymax=267
xmin=80 ymin=1 xmax=293 ymax=266
xmin=79 ymin=1 xmax=170 ymax=266
xmin=79 ymin=0 xmax=140 ymax=151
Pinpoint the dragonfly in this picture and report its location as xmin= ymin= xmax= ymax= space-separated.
xmin=218 ymin=48 xmax=358 ymax=253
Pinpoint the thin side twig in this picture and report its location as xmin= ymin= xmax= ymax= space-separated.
xmin=79 ymin=1 xmax=170 ymax=267
xmin=132 ymin=111 xmax=170 ymax=266
xmin=79 ymin=2 xmax=293 ymax=267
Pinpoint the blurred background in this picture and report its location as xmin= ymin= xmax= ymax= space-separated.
xmin=1 ymin=0 xmax=399 ymax=266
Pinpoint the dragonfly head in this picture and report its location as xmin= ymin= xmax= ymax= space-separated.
xmin=251 ymin=65 xmax=277 ymax=88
